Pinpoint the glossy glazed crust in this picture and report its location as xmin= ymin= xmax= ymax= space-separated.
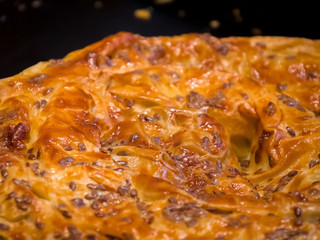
xmin=0 ymin=32 xmax=320 ymax=240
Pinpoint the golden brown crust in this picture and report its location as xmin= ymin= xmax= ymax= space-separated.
xmin=0 ymin=32 xmax=320 ymax=239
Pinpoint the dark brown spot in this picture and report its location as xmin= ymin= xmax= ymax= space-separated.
xmin=35 ymin=221 xmax=45 ymax=230
xmin=78 ymin=143 xmax=86 ymax=152
xmin=309 ymin=188 xmax=318 ymax=195
xmin=12 ymin=122 xmax=29 ymax=142
xmin=294 ymin=207 xmax=302 ymax=217
xmin=274 ymin=171 xmax=298 ymax=192
xmin=268 ymin=155 xmax=275 ymax=168
xmin=28 ymin=74 xmax=49 ymax=86
xmin=1 ymin=169 xmax=8 ymax=179
xmin=266 ymin=102 xmax=276 ymax=116
xmin=285 ymin=55 xmax=296 ymax=60
xmin=255 ymin=42 xmax=267 ymax=48
xmin=63 ymin=145 xmax=74 ymax=151
xmin=59 ymin=156 xmax=74 ymax=166
xmin=207 ymin=91 xmax=226 ymax=109
xmin=129 ymin=133 xmax=139 ymax=143
xmin=215 ymin=44 xmax=228 ymax=55
xmin=277 ymin=83 xmax=287 ymax=91
xmin=117 ymin=151 xmax=128 ymax=156
xmin=148 ymin=45 xmax=166 ymax=65
xmin=43 ymin=87 xmax=54 ymax=95
xmin=53 ymin=231 xmax=63 ymax=238
xmin=170 ymin=71 xmax=180 ymax=79
xmin=40 ymin=99 xmax=47 ymax=108
xmin=307 ymin=70 xmax=318 ymax=80
xmin=115 ymin=161 xmax=128 ymax=166
xmin=202 ymin=137 xmax=211 ymax=152
xmin=176 ymin=95 xmax=184 ymax=101
xmin=86 ymin=234 xmax=97 ymax=240
xmin=185 ymin=218 xmax=197 ymax=227
xmin=309 ymin=159 xmax=320 ymax=168
xmin=186 ymin=91 xmax=207 ymax=109
xmin=213 ymin=132 xmax=222 ymax=146
xmin=95 ymin=212 xmax=106 ymax=218
xmin=299 ymin=115 xmax=312 ymax=120
xmin=294 ymin=216 xmax=303 ymax=226
xmin=34 ymin=101 xmax=41 ymax=109
xmin=28 ymin=154 xmax=36 ymax=160
xmin=125 ymin=99 xmax=134 ymax=108
xmin=163 ymin=202 xmax=207 ymax=224
xmin=286 ymin=126 xmax=296 ymax=137
xmin=71 ymin=198 xmax=85 ymax=207
xmin=0 ymin=223 xmax=9 ymax=230
xmin=117 ymin=185 xmax=130 ymax=196
xmin=130 ymin=189 xmax=138 ymax=198
xmin=12 ymin=178 xmax=21 ymax=185
xmin=6 ymin=191 xmax=16 ymax=200
xmin=222 ymin=82 xmax=234 ymax=89
xmin=69 ymin=182 xmax=77 ymax=191
xmin=60 ymin=210 xmax=72 ymax=219
xmin=68 ymin=225 xmax=82 ymax=239
xmin=85 ymin=192 xmax=98 ymax=200
xmin=139 ymin=114 xmax=153 ymax=122
xmin=150 ymin=74 xmax=160 ymax=81
xmin=265 ymin=228 xmax=308 ymax=240
xmin=241 ymin=93 xmax=249 ymax=100
xmin=91 ymin=201 xmax=99 ymax=210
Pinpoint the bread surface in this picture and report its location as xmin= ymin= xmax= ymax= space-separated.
xmin=0 ymin=32 xmax=320 ymax=240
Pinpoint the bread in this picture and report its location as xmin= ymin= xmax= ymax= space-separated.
xmin=0 ymin=32 xmax=320 ymax=240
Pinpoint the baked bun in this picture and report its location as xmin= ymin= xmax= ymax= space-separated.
xmin=0 ymin=32 xmax=320 ymax=239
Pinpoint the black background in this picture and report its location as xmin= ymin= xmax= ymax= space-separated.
xmin=0 ymin=0 xmax=319 ymax=78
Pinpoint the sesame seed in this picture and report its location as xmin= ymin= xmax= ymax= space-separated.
xmin=69 ymin=182 xmax=77 ymax=191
